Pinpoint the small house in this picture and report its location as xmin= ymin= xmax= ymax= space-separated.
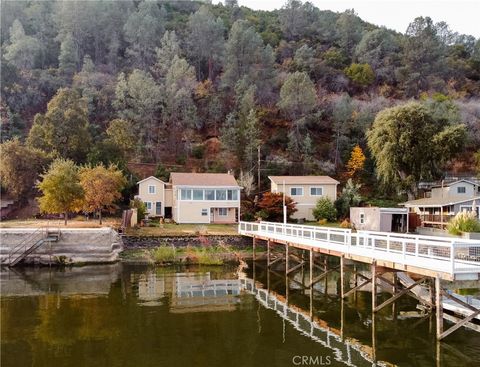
xmin=401 ymin=179 xmax=480 ymax=228
xmin=350 ymin=207 xmax=409 ymax=233
xmin=269 ymin=176 xmax=339 ymax=221
xmin=136 ymin=172 xmax=241 ymax=224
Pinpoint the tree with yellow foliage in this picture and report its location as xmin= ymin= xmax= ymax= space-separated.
xmin=346 ymin=144 xmax=366 ymax=177
xmin=37 ymin=159 xmax=84 ymax=226
xmin=79 ymin=164 xmax=126 ymax=225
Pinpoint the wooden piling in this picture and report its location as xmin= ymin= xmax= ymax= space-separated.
xmin=435 ymin=275 xmax=443 ymax=340
xmin=371 ymin=261 xmax=377 ymax=311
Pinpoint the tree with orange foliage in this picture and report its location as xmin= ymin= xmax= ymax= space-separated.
xmin=256 ymin=192 xmax=297 ymax=222
xmin=346 ymin=144 xmax=366 ymax=177
xmin=79 ymin=164 xmax=126 ymax=224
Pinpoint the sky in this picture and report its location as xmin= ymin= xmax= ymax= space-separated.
xmin=229 ymin=0 xmax=480 ymax=38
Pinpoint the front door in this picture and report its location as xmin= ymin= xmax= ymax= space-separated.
xmin=155 ymin=202 xmax=162 ymax=216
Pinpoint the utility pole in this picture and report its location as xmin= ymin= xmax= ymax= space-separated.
xmin=257 ymin=146 xmax=261 ymax=192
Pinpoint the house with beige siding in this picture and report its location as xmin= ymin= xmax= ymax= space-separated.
xmin=137 ymin=172 xmax=241 ymax=224
xmin=269 ymin=176 xmax=339 ymax=221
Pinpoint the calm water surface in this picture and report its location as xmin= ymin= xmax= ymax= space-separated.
xmin=1 ymin=262 xmax=479 ymax=367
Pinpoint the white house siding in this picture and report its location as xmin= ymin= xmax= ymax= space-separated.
xmin=175 ymin=199 xmax=239 ymax=223
xmin=431 ymin=181 xmax=477 ymax=198
xmin=173 ymin=188 xmax=240 ymax=224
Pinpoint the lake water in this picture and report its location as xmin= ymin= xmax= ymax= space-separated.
xmin=1 ymin=262 xmax=479 ymax=367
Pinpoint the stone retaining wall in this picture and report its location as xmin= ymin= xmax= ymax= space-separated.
xmin=0 ymin=228 xmax=123 ymax=265
xmin=123 ymin=235 xmax=252 ymax=249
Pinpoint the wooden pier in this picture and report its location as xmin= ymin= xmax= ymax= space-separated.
xmin=239 ymin=221 xmax=480 ymax=341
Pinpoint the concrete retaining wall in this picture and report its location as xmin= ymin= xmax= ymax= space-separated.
xmin=0 ymin=227 xmax=123 ymax=265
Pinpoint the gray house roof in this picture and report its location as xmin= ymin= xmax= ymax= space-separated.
xmin=401 ymin=196 xmax=480 ymax=208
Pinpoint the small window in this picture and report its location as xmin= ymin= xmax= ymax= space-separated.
xmin=310 ymin=187 xmax=323 ymax=196
xmin=215 ymin=190 xmax=227 ymax=200
xmin=290 ymin=187 xmax=303 ymax=196
xmin=181 ymin=189 xmax=192 ymax=200
xmin=145 ymin=202 xmax=152 ymax=210
xmin=201 ymin=209 xmax=208 ymax=216
xmin=457 ymin=186 xmax=466 ymax=194
xmin=360 ymin=213 xmax=365 ymax=224
xmin=227 ymin=190 xmax=238 ymax=200
xmin=218 ymin=208 xmax=228 ymax=216
xmin=148 ymin=185 xmax=156 ymax=194
xmin=205 ymin=189 xmax=215 ymax=200
xmin=193 ymin=189 xmax=204 ymax=200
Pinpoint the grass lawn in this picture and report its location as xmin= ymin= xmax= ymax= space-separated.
xmin=0 ymin=216 xmax=121 ymax=228
xmin=125 ymin=223 xmax=239 ymax=237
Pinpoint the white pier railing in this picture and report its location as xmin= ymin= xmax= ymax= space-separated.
xmin=239 ymin=221 xmax=480 ymax=280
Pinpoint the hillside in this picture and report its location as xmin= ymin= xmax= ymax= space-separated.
xmin=1 ymin=0 xmax=479 ymax=202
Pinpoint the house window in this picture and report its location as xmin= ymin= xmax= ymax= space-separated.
xmin=215 ymin=190 xmax=227 ymax=200
xmin=180 ymin=189 xmax=192 ymax=200
xmin=205 ymin=189 xmax=215 ymax=200
xmin=290 ymin=187 xmax=303 ymax=196
xmin=201 ymin=209 xmax=208 ymax=216
xmin=310 ymin=187 xmax=323 ymax=196
xmin=148 ymin=185 xmax=156 ymax=194
xmin=360 ymin=213 xmax=365 ymax=224
xmin=457 ymin=186 xmax=466 ymax=194
xmin=193 ymin=189 xmax=204 ymax=200
xmin=227 ymin=189 xmax=238 ymax=200
xmin=145 ymin=202 xmax=152 ymax=211
xmin=218 ymin=208 xmax=228 ymax=216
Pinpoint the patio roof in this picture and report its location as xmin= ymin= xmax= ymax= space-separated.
xmin=401 ymin=195 xmax=480 ymax=208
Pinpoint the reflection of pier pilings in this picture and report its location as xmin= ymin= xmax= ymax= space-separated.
xmin=251 ymin=234 xmax=480 ymax=341
xmin=241 ymin=277 xmax=388 ymax=367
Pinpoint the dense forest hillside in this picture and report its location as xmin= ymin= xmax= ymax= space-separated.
xmin=1 ymin=0 xmax=479 ymax=205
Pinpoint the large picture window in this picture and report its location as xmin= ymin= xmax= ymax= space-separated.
xmin=215 ymin=190 xmax=227 ymax=200
xmin=192 ymin=189 xmax=204 ymax=200
xmin=205 ymin=189 xmax=215 ymax=200
xmin=180 ymin=189 xmax=192 ymax=200
xmin=227 ymin=189 xmax=238 ymax=200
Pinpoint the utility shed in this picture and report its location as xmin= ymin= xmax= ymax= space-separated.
xmin=350 ymin=207 xmax=409 ymax=233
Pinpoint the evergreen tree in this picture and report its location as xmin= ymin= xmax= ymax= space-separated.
xmin=27 ymin=88 xmax=92 ymax=162
xmin=186 ymin=6 xmax=225 ymax=80
xmin=123 ymin=1 xmax=166 ymax=68
xmin=59 ymin=33 xmax=79 ymax=76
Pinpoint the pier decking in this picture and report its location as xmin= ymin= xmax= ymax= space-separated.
xmin=239 ymin=221 xmax=480 ymax=281
xmin=239 ymin=221 xmax=480 ymax=340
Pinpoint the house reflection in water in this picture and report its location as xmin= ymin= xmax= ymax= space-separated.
xmin=135 ymin=271 xmax=241 ymax=312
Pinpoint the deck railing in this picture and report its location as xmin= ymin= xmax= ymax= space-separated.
xmin=238 ymin=221 xmax=480 ymax=276
xmin=420 ymin=214 xmax=455 ymax=223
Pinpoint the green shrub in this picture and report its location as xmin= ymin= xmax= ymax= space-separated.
xmin=196 ymin=248 xmax=223 ymax=265
xmin=191 ymin=145 xmax=205 ymax=159
xmin=150 ymin=246 xmax=176 ymax=264
xmin=130 ymin=198 xmax=147 ymax=221
xmin=447 ymin=212 xmax=480 ymax=235
xmin=312 ymin=197 xmax=337 ymax=222
xmin=241 ymin=212 xmax=255 ymax=221
xmin=186 ymin=246 xmax=223 ymax=265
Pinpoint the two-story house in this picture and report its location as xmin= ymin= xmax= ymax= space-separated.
xmin=269 ymin=176 xmax=339 ymax=221
xmin=401 ymin=179 xmax=480 ymax=228
xmin=137 ymin=172 xmax=241 ymax=224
